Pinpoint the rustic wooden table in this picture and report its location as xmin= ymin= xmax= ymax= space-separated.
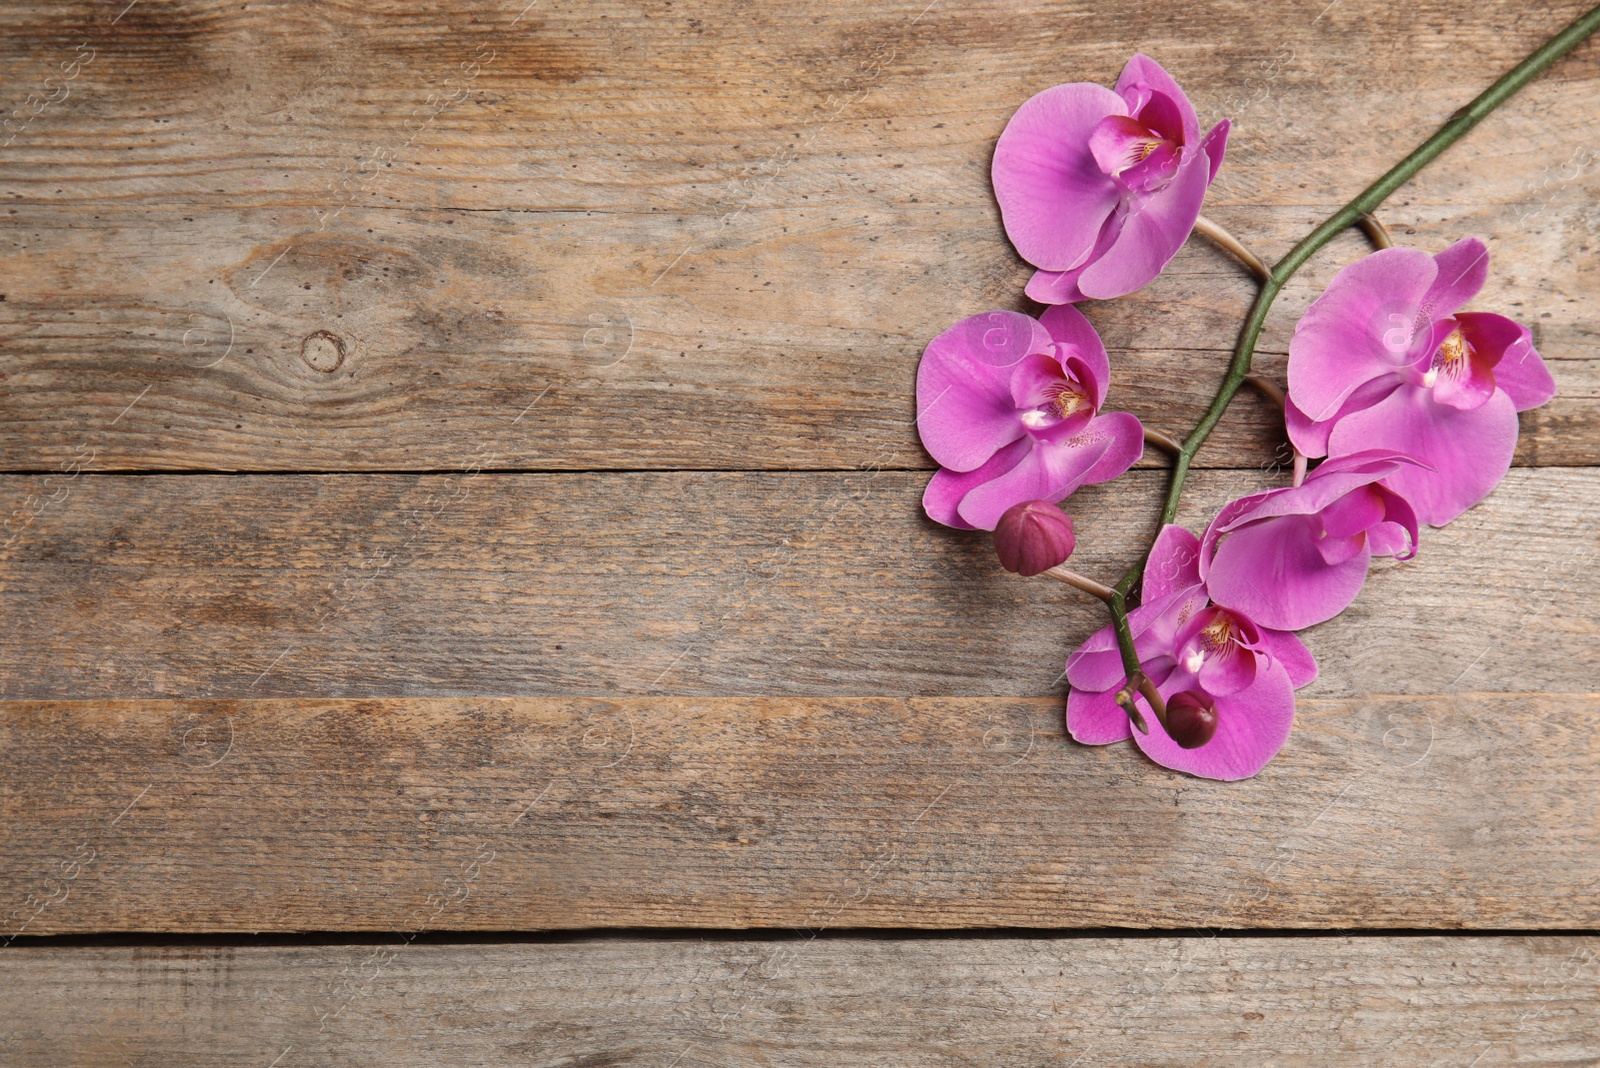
xmin=2 ymin=0 xmax=1597 ymax=1063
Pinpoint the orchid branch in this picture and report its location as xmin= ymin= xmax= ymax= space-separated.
xmin=1041 ymin=565 xmax=1116 ymax=603
xmin=1193 ymin=214 xmax=1270 ymax=281
xmin=1142 ymin=426 xmax=1185 ymax=455
xmin=1243 ymin=373 xmax=1286 ymax=411
xmin=1357 ymin=212 xmax=1394 ymax=250
xmin=1102 ymin=1 xmax=1600 ymax=693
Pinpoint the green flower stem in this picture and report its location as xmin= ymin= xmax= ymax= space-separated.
xmin=1105 ymin=2 xmax=1600 ymax=697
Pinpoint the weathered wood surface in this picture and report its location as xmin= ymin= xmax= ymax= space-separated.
xmin=4 ymin=464 xmax=1595 ymax=932
xmin=0 ymin=0 xmax=1595 ymax=470
xmin=0 ymin=0 xmax=1595 ymax=1012
xmin=0 ymin=470 xmax=1593 ymax=698
xmin=3 ymin=937 xmax=1597 ymax=1065
xmin=3 ymin=690 xmax=1596 ymax=932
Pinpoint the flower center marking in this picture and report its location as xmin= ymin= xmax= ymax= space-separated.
xmin=1184 ymin=615 xmax=1236 ymax=673
xmin=1426 ymin=327 xmax=1469 ymax=389
xmin=1200 ymin=616 xmax=1234 ymax=650
xmin=1054 ymin=386 xmax=1088 ymax=418
xmin=1132 ymin=136 xmax=1163 ymax=165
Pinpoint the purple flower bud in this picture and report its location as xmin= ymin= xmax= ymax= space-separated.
xmin=1164 ymin=690 xmax=1219 ymax=749
xmin=993 ymin=500 xmax=1076 ymax=577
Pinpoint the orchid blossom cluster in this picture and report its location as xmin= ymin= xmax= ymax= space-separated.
xmin=916 ymin=54 xmax=1560 ymax=781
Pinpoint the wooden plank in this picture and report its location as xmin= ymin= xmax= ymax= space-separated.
xmin=2 ymin=690 xmax=1597 ymax=932
xmin=0 ymin=203 xmax=1593 ymax=472
xmin=3 ymin=936 xmax=1598 ymax=1064
xmin=0 ymin=470 xmax=1593 ymax=698
xmin=0 ymin=0 xmax=1595 ymax=470
xmin=0 ymin=0 xmax=1594 ymax=213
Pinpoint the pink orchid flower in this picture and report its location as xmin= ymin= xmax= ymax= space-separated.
xmin=1065 ymin=525 xmax=1316 ymax=780
xmin=918 ymin=307 xmax=1144 ymax=530
xmin=1286 ymin=237 xmax=1557 ymax=526
xmin=992 ymin=54 xmax=1230 ymax=305
xmin=1199 ymin=452 xmax=1421 ymax=631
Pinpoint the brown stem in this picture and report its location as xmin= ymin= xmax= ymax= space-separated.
xmin=1143 ymin=426 xmax=1184 ymax=455
xmin=1138 ymin=678 xmax=1169 ymax=726
xmin=1243 ymin=373 xmax=1287 ymax=411
xmin=1193 ymin=214 xmax=1270 ymax=281
xmin=1114 ymin=673 xmax=1169 ymax=735
xmin=1114 ymin=685 xmax=1150 ymax=735
xmin=1041 ymin=565 xmax=1116 ymax=604
xmin=1357 ymin=211 xmax=1394 ymax=250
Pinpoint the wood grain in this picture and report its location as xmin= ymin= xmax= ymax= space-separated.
xmin=1 ymin=4 xmax=1596 ymax=1041
xmin=2 ymin=690 xmax=1596 ymax=933
xmin=0 ymin=0 xmax=1595 ymax=471
xmin=0 ymin=0 xmax=1594 ymax=213
xmin=4 ymin=936 xmax=1598 ymax=1066
xmin=0 ymin=470 xmax=1593 ymax=699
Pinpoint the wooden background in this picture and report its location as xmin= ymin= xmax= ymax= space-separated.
xmin=2 ymin=0 xmax=1597 ymax=1062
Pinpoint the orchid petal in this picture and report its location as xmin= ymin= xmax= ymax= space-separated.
xmin=1198 ymin=489 xmax=1275 ymax=580
xmin=1287 ymin=247 xmax=1437 ymax=421
xmin=1076 ymin=411 xmax=1145 ymax=485
xmin=1212 ymin=457 xmax=1408 ymax=533
xmin=1025 ymin=265 xmax=1091 ymax=305
xmin=921 ymin=437 xmax=1032 ymax=530
xmin=1328 ymin=384 xmax=1518 ymax=527
xmin=1133 ymin=663 xmax=1297 ymax=780
xmin=1286 ymin=376 xmax=1400 ymax=459
xmin=1429 ymin=321 xmax=1499 ymax=413
xmin=1318 ymin=485 xmax=1387 ymax=539
xmin=1198 ymin=643 xmax=1257 ymax=696
xmin=1066 ymin=685 xmax=1136 ymax=746
xmin=1205 ymin=514 xmax=1372 ymax=630
xmin=1024 ymin=211 xmax=1122 ymax=305
xmin=1114 ymin=54 xmax=1199 ymax=147
xmin=1422 ymin=236 xmax=1490 ymax=321
xmin=1366 ymin=522 xmax=1409 ymax=560
xmin=1064 ymin=583 xmax=1203 ymax=692
xmin=1076 ymin=144 xmax=1211 ymax=300
xmin=1200 ymin=119 xmax=1229 ymax=183
xmin=916 ymin=311 xmax=1050 ymax=472
xmin=1039 ymin=304 xmax=1112 ymax=408
xmin=1312 ymin=531 xmax=1368 ymax=566
xmin=1171 ymin=607 xmax=1258 ymax=697
xmin=1009 ymin=353 xmax=1076 ymax=411
xmin=1458 ymin=312 xmax=1555 ymax=412
xmin=992 ymin=83 xmax=1126 ymax=271
xmin=1260 ymin=628 xmax=1318 ymax=689
xmin=1090 ymin=114 xmax=1180 ymax=191
xmin=1143 ymin=524 xmax=1202 ymax=600
xmin=1131 ymin=88 xmax=1186 ymax=147
xmin=955 ymin=435 xmax=1109 ymax=530
xmin=1369 ymin=484 xmax=1420 ymax=560
xmin=1141 ymin=582 xmax=1210 ymax=663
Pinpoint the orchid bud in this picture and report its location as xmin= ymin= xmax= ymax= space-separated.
xmin=1165 ymin=690 xmax=1219 ymax=749
xmin=993 ymin=500 xmax=1076 ymax=577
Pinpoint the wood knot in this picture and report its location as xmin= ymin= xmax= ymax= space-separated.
xmin=300 ymin=331 xmax=346 ymax=373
